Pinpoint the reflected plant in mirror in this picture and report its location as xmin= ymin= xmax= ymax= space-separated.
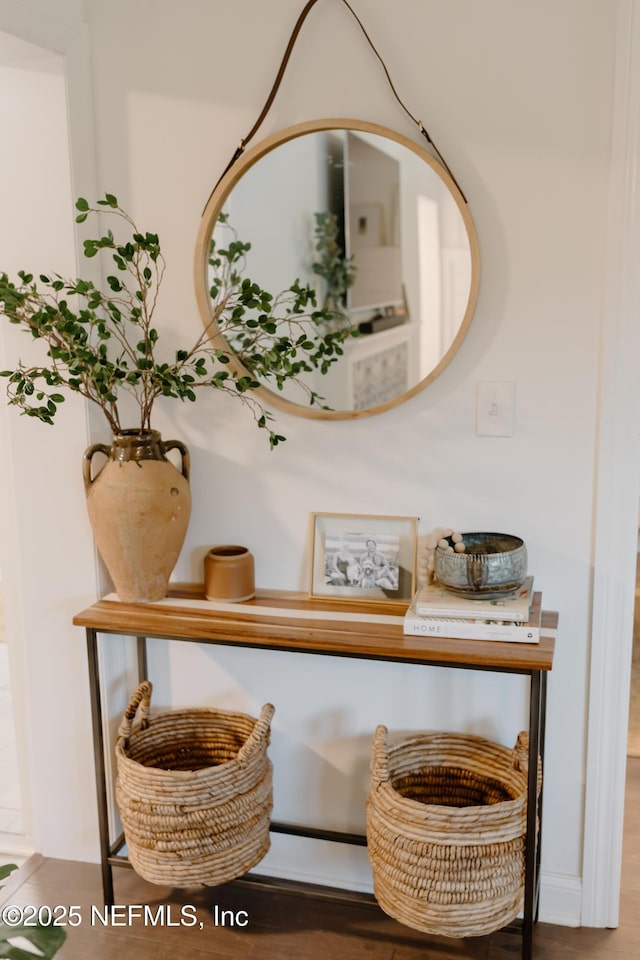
xmin=311 ymin=211 xmax=357 ymax=327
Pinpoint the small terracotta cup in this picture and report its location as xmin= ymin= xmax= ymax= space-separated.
xmin=204 ymin=545 xmax=255 ymax=602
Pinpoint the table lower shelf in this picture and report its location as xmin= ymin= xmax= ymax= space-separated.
xmin=105 ymin=830 xmax=536 ymax=940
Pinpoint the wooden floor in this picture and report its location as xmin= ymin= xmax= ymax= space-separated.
xmin=2 ymin=761 xmax=640 ymax=960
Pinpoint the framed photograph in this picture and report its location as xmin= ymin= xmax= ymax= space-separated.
xmin=350 ymin=202 xmax=384 ymax=246
xmin=309 ymin=512 xmax=418 ymax=604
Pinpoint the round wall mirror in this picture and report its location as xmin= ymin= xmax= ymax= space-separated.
xmin=194 ymin=119 xmax=480 ymax=419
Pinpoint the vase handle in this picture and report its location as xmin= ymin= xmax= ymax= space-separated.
xmin=161 ymin=439 xmax=190 ymax=481
xmin=82 ymin=443 xmax=111 ymax=492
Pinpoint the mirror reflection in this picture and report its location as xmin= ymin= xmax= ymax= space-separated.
xmin=196 ymin=120 xmax=479 ymax=418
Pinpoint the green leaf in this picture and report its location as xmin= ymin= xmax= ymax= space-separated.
xmin=0 ymin=863 xmax=17 ymax=885
xmin=0 ymin=921 xmax=66 ymax=960
xmin=75 ymin=197 xmax=89 ymax=212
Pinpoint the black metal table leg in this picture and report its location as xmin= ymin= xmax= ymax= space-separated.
xmin=522 ymin=670 xmax=542 ymax=960
xmin=86 ymin=627 xmax=114 ymax=908
xmin=136 ymin=635 xmax=148 ymax=683
xmin=534 ymin=670 xmax=548 ymax=922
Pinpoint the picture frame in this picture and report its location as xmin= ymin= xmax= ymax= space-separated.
xmin=309 ymin=512 xmax=418 ymax=604
xmin=350 ymin=201 xmax=384 ymax=246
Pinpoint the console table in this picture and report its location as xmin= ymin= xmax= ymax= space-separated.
xmin=74 ymin=585 xmax=556 ymax=960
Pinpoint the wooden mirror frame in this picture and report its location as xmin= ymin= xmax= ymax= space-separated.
xmin=194 ymin=118 xmax=480 ymax=420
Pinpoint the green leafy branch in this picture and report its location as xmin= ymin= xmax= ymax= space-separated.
xmin=0 ymin=196 xmax=357 ymax=448
xmin=208 ymin=215 xmax=357 ymax=410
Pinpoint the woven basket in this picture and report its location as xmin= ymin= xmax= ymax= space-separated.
xmin=115 ymin=681 xmax=274 ymax=887
xmin=367 ymin=726 xmax=536 ymax=938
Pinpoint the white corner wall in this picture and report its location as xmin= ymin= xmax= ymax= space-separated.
xmin=0 ymin=0 xmax=628 ymax=929
xmin=0 ymin=22 xmax=100 ymax=861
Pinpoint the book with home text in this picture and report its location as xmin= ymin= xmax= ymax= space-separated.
xmin=403 ymin=590 xmax=542 ymax=643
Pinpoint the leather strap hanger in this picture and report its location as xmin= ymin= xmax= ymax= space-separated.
xmin=212 ymin=0 xmax=466 ymax=202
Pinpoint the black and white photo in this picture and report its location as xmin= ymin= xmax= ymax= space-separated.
xmin=310 ymin=513 xmax=418 ymax=604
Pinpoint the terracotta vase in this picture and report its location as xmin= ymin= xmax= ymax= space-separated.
xmin=82 ymin=430 xmax=191 ymax=603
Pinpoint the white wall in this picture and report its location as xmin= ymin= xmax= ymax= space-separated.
xmin=226 ymin=133 xmax=326 ymax=295
xmin=0 ymin=0 xmax=621 ymax=926
xmin=0 ymin=26 xmax=99 ymax=859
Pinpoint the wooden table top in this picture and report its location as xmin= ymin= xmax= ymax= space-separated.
xmin=73 ymin=584 xmax=556 ymax=673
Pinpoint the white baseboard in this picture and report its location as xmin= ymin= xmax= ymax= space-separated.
xmin=0 ymin=831 xmax=35 ymax=859
xmin=539 ymin=872 xmax=583 ymax=927
xmin=250 ymin=860 xmax=375 ymax=895
xmin=257 ymin=836 xmax=374 ymax=894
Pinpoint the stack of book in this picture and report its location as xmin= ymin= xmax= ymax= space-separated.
xmin=403 ymin=576 xmax=541 ymax=643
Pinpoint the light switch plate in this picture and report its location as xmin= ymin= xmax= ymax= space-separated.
xmin=476 ymin=381 xmax=515 ymax=437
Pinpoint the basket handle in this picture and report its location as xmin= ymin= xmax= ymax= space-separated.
xmin=513 ymin=730 xmax=529 ymax=772
xmin=237 ymin=703 xmax=275 ymax=765
xmin=513 ymin=730 xmax=542 ymax=793
xmin=370 ymin=724 xmax=390 ymax=786
xmin=117 ymin=681 xmax=153 ymax=744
